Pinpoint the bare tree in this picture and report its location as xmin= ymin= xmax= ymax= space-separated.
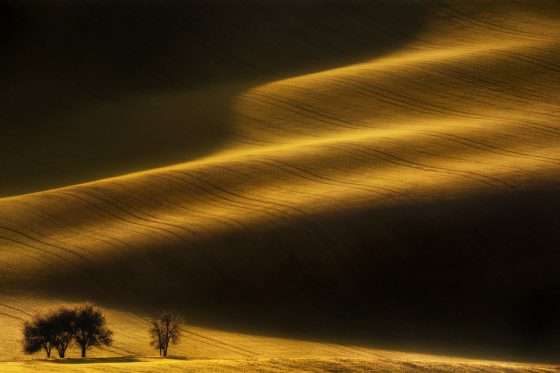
xmin=73 ymin=304 xmax=113 ymax=358
xmin=150 ymin=312 xmax=183 ymax=357
xmin=22 ymin=315 xmax=55 ymax=358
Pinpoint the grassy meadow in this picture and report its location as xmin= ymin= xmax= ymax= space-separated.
xmin=3 ymin=356 xmax=559 ymax=373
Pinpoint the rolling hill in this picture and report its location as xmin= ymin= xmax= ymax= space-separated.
xmin=1 ymin=0 xmax=560 ymax=370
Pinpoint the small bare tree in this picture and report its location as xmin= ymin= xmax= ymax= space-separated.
xmin=73 ymin=304 xmax=113 ymax=358
xmin=150 ymin=312 xmax=183 ymax=357
xmin=23 ymin=314 xmax=55 ymax=358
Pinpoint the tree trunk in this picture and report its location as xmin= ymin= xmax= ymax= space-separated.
xmin=82 ymin=346 xmax=86 ymax=358
xmin=46 ymin=349 xmax=51 ymax=358
xmin=59 ymin=350 xmax=65 ymax=358
xmin=163 ymin=347 xmax=167 ymax=357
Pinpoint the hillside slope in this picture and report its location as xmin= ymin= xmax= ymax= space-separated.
xmin=1 ymin=0 xmax=560 ymax=366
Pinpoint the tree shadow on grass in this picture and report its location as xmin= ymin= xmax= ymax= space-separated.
xmin=50 ymin=357 xmax=143 ymax=364
xmin=50 ymin=356 xmax=189 ymax=364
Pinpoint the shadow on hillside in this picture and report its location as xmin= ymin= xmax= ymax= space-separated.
xmin=0 ymin=0 xmax=430 ymax=196
xmin=51 ymin=357 xmax=142 ymax=364
xmin=50 ymin=186 xmax=560 ymax=363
